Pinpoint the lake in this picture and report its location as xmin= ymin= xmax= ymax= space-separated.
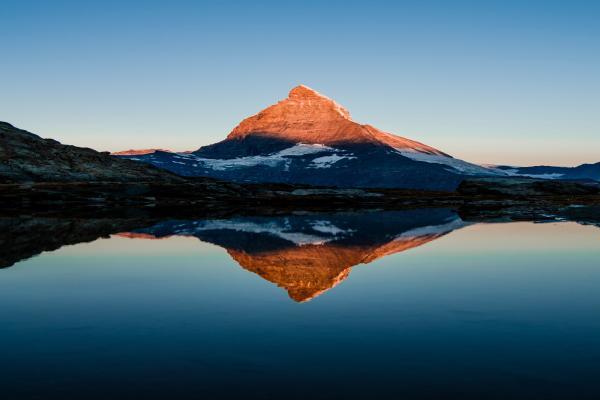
xmin=1 ymin=209 xmax=599 ymax=399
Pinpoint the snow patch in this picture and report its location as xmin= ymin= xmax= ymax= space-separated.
xmin=277 ymin=143 xmax=333 ymax=156
xmin=192 ymin=219 xmax=338 ymax=246
xmin=499 ymin=169 xmax=565 ymax=179
xmin=396 ymin=217 xmax=468 ymax=238
xmin=163 ymin=144 xmax=337 ymax=171
xmin=135 ymin=217 xmax=358 ymax=247
xmin=309 ymin=154 xmax=355 ymax=169
xmin=395 ymin=150 xmax=505 ymax=176
xmin=310 ymin=220 xmax=352 ymax=235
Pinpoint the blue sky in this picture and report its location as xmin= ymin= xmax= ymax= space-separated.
xmin=2 ymin=0 xmax=599 ymax=165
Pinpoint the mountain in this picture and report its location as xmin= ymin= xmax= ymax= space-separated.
xmin=492 ymin=163 xmax=600 ymax=181
xmin=0 ymin=121 xmax=184 ymax=183
xmin=119 ymin=209 xmax=467 ymax=302
xmin=117 ymin=85 xmax=502 ymax=191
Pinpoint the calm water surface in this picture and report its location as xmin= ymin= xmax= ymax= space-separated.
xmin=1 ymin=210 xmax=599 ymax=399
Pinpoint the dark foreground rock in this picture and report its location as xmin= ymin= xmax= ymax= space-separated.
xmin=0 ymin=121 xmax=185 ymax=183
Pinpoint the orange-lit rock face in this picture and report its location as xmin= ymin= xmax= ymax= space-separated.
xmin=228 ymin=234 xmax=446 ymax=302
xmin=228 ymin=85 xmax=446 ymax=155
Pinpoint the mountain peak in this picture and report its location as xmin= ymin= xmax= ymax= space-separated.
xmin=286 ymin=84 xmax=351 ymax=119
xmin=111 ymin=148 xmax=172 ymax=156
xmin=288 ymin=84 xmax=327 ymax=100
xmin=226 ymin=85 xmax=444 ymax=155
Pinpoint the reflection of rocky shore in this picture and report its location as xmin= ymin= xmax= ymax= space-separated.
xmin=0 ymin=217 xmax=158 ymax=269
xmin=125 ymin=209 xmax=467 ymax=301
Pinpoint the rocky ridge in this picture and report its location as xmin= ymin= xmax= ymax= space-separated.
xmin=0 ymin=122 xmax=184 ymax=183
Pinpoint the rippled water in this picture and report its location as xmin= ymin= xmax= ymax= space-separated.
xmin=1 ymin=209 xmax=599 ymax=399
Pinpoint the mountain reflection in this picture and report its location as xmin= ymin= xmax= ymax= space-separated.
xmin=4 ymin=208 xmax=597 ymax=302
xmin=119 ymin=209 xmax=467 ymax=301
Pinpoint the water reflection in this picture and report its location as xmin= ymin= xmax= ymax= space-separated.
xmin=1 ymin=207 xmax=599 ymax=303
xmin=1 ymin=208 xmax=600 ymax=399
xmin=118 ymin=209 xmax=466 ymax=301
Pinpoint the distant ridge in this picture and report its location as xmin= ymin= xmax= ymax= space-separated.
xmin=493 ymin=163 xmax=600 ymax=181
xmin=112 ymin=148 xmax=172 ymax=156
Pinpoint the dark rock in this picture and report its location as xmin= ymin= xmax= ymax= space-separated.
xmin=0 ymin=121 xmax=185 ymax=183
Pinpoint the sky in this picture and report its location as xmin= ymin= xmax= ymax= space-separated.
xmin=1 ymin=0 xmax=599 ymax=166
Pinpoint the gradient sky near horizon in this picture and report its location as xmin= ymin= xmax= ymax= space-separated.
xmin=2 ymin=0 xmax=599 ymax=166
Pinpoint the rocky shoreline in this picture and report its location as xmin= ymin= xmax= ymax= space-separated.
xmin=2 ymin=175 xmax=599 ymax=211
